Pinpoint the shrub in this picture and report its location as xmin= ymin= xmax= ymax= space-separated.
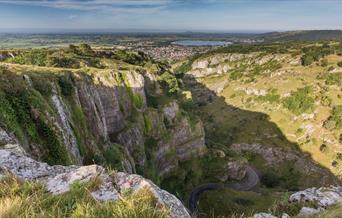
xmin=324 ymin=105 xmax=342 ymax=130
xmin=160 ymin=72 xmax=180 ymax=95
xmin=283 ymin=86 xmax=315 ymax=115
xmin=321 ymin=59 xmax=328 ymax=67
xmin=78 ymin=43 xmax=94 ymax=56
xmin=301 ymin=55 xmax=314 ymax=66
xmin=257 ymin=88 xmax=280 ymax=104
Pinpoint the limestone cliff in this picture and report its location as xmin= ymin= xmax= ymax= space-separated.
xmin=0 ymin=52 xmax=206 ymax=189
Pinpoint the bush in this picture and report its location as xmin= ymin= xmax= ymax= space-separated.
xmin=283 ymin=86 xmax=315 ymax=115
xmin=324 ymin=105 xmax=342 ymax=130
xmin=321 ymin=59 xmax=328 ymax=67
xmin=301 ymin=55 xmax=314 ymax=66
xmin=338 ymin=61 xmax=342 ymax=67
xmin=160 ymin=72 xmax=180 ymax=95
xmin=10 ymin=49 xmax=49 ymax=66
xmin=257 ymin=88 xmax=280 ymax=104
xmin=78 ymin=43 xmax=94 ymax=56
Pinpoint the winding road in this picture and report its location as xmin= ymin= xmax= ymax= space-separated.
xmin=188 ymin=166 xmax=259 ymax=217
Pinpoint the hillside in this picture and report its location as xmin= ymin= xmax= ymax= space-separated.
xmin=175 ymin=42 xmax=342 ymax=217
xmin=260 ymin=30 xmax=342 ymax=42
xmin=0 ymin=43 xmax=342 ymax=218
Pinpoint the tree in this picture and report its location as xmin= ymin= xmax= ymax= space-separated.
xmin=79 ymin=43 xmax=94 ymax=56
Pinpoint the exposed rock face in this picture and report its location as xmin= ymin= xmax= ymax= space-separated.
xmin=0 ymin=67 xmax=206 ymax=187
xmin=0 ymin=149 xmax=191 ymax=218
xmin=117 ymin=126 xmax=146 ymax=170
xmin=156 ymin=117 xmax=206 ymax=176
xmin=0 ymin=127 xmax=14 ymax=145
xmin=187 ymin=53 xmax=301 ymax=78
xmin=51 ymin=89 xmax=82 ymax=164
xmin=115 ymin=172 xmax=191 ymax=218
xmin=230 ymin=143 xmax=334 ymax=185
xmin=226 ymin=160 xmax=247 ymax=181
xmin=162 ymin=101 xmax=179 ymax=123
xmin=253 ymin=186 xmax=342 ymax=218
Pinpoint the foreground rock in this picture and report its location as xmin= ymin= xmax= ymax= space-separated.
xmin=252 ymin=186 xmax=342 ymax=218
xmin=289 ymin=186 xmax=342 ymax=207
xmin=0 ymin=149 xmax=190 ymax=218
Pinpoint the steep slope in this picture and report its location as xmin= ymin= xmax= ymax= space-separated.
xmin=174 ymin=42 xmax=341 ymax=217
xmin=0 ymin=46 xmax=206 ymax=194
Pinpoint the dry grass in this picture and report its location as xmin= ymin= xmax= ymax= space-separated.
xmin=0 ymin=175 xmax=168 ymax=218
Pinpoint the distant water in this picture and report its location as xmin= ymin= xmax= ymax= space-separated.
xmin=172 ymin=40 xmax=232 ymax=46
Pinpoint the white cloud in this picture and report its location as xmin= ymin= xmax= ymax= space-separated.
xmin=0 ymin=0 xmax=173 ymax=12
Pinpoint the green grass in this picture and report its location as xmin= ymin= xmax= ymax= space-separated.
xmin=313 ymin=203 xmax=342 ymax=218
xmin=198 ymin=188 xmax=278 ymax=217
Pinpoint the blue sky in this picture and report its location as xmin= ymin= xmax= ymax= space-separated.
xmin=0 ymin=0 xmax=342 ymax=32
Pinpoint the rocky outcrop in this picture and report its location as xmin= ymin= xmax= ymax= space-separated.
xmin=0 ymin=66 xmax=206 ymax=190
xmin=0 ymin=149 xmax=191 ymax=218
xmin=230 ymin=143 xmax=334 ymax=184
xmin=156 ymin=116 xmax=206 ymax=176
xmin=187 ymin=53 xmax=300 ymax=78
xmin=289 ymin=186 xmax=342 ymax=207
xmin=253 ymin=186 xmax=342 ymax=217
xmin=51 ymin=88 xmax=82 ymax=164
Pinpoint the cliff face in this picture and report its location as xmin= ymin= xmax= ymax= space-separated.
xmin=0 ymin=57 xmax=206 ymax=186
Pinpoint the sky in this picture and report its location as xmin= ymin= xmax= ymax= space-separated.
xmin=0 ymin=0 xmax=342 ymax=33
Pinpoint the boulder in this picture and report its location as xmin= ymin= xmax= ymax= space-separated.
xmin=289 ymin=186 xmax=342 ymax=207
xmin=253 ymin=213 xmax=277 ymax=218
xmin=297 ymin=207 xmax=323 ymax=217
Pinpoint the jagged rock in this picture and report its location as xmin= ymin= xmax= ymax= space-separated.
xmin=297 ymin=207 xmax=323 ymax=217
xmin=1 ymin=144 xmax=26 ymax=155
xmin=207 ymin=80 xmax=227 ymax=94
xmin=47 ymin=165 xmax=119 ymax=201
xmin=156 ymin=117 xmax=206 ymax=176
xmin=253 ymin=213 xmax=277 ymax=218
xmin=162 ymin=101 xmax=179 ymax=123
xmin=289 ymin=186 xmax=342 ymax=207
xmin=117 ymin=127 xmax=146 ymax=170
xmin=230 ymin=144 xmax=334 ymax=185
xmin=51 ymin=88 xmax=82 ymax=164
xmin=0 ymin=149 xmax=191 ymax=218
xmin=115 ymin=172 xmax=191 ymax=218
xmin=76 ymin=77 xmax=126 ymax=142
xmin=192 ymin=60 xmax=209 ymax=69
xmin=214 ymin=159 xmax=247 ymax=182
xmin=0 ymin=127 xmax=14 ymax=145
xmin=227 ymin=160 xmax=247 ymax=181
xmin=0 ymin=149 xmax=74 ymax=180
xmin=124 ymin=71 xmax=147 ymax=110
